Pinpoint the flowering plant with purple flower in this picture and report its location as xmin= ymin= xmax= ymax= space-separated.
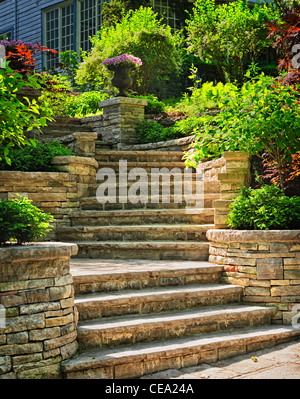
xmin=102 ymin=54 xmax=142 ymax=70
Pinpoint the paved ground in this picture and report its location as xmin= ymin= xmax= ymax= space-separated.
xmin=140 ymin=338 xmax=300 ymax=379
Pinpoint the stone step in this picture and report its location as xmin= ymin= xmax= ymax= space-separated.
xmin=95 ymin=150 xmax=184 ymax=163
xmin=80 ymin=193 xmax=220 ymax=210
xmin=57 ymin=224 xmax=214 ymax=242
xmin=69 ymin=208 xmax=214 ymax=226
xmin=70 ymin=260 xmax=223 ymax=295
xmin=95 ymin=140 xmax=113 ymax=150
xmin=61 ymin=325 xmax=300 ymax=378
xmin=74 ymin=241 xmax=210 ymax=260
xmin=97 ymin=161 xmax=194 ymax=172
xmin=88 ymin=180 xmax=220 ymax=197
xmin=74 ymin=284 xmax=243 ymax=321
xmin=77 ymin=305 xmax=277 ymax=350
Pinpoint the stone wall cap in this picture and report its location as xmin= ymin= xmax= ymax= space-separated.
xmin=99 ymin=97 xmax=148 ymax=108
xmin=207 ymin=229 xmax=300 ymax=243
xmin=0 ymin=170 xmax=69 ymax=181
xmin=223 ymin=151 xmax=250 ymax=160
xmin=0 ymin=242 xmax=78 ymax=261
xmin=81 ymin=114 xmax=103 ymax=123
xmin=51 ymin=156 xmax=98 ymax=168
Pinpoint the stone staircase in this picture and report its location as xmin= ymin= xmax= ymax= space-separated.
xmin=58 ymin=149 xmax=300 ymax=379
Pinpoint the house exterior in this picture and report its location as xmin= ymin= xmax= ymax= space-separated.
xmin=0 ymin=0 xmax=195 ymax=70
xmin=0 ymin=0 xmax=266 ymax=70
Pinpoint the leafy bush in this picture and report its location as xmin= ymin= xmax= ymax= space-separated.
xmin=0 ymin=63 xmax=54 ymax=164
xmin=0 ymin=141 xmax=74 ymax=172
xmin=186 ymin=0 xmax=277 ymax=85
xmin=174 ymin=72 xmax=239 ymax=115
xmin=130 ymin=94 xmax=165 ymax=114
xmin=0 ymin=40 xmax=58 ymax=75
xmin=227 ymin=185 xmax=300 ymax=230
xmin=66 ymin=91 xmax=110 ymax=117
xmin=136 ymin=121 xmax=178 ymax=143
xmin=75 ymin=6 xmax=182 ymax=95
xmin=0 ymin=197 xmax=54 ymax=245
xmin=184 ymin=74 xmax=300 ymax=191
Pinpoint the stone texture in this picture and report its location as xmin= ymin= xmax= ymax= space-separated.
xmin=207 ymin=229 xmax=300 ymax=324
xmin=0 ymin=244 xmax=77 ymax=378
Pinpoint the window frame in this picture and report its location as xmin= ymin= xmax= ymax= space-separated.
xmin=0 ymin=27 xmax=14 ymax=41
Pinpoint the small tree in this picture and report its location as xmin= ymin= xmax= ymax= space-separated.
xmin=75 ymin=6 xmax=182 ymax=95
xmin=186 ymin=0 xmax=277 ymax=85
xmin=184 ymin=74 xmax=300 ymax=192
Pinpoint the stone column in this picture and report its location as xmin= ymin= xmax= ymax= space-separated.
xmin=99 ymin=97 xmax=148 ymax=148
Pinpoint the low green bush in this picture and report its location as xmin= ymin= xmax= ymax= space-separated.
xmin=0 ymin=141 xmax=74 ymax=172
xmin=136 ymin=115 xmax=203 ymax=144
xmin=0 ymin=197 xmax=54 ymax=245
xmin=227 ymin=185 xmax=300 ymax=230
xmin=66 ymin=91 xmax=110 ymax=117
xmin=130 ymin=94 xmax=165 ymax=114
xmin=136 ymin=120 xmax=178 ymax=143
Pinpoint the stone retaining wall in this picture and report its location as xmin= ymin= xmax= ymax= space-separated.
xmin=207 ymin=229 xmax=300 ymax=325
xmin=0 ymin=156 xmax=98 ymax=240
xmin=0 ymin=243 xmax=78 ymax=379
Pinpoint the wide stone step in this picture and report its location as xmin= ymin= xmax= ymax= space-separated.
xmin=74 ymin=241 xmax=210 ymax=260
xmin=74 ymin=284 xmax=243 ymax=321
xmin=57 ymin=224 xmax=214 ymax=242
xmin=69 ymin=208 xmax=214 ymax=226
xmin=80 ymin=193 xmax=220 ymax=210
xmin=70 ymin=260 xmax=223 ymax=294
xmin=95 ymin=150 xmax=184 ymax=163
xmin=61 ymin=325 xmax=300 ymax=378
xmin=97 ymin=161 xmax=194 ymax=172
xmin=95 ymin=140 xmax=113 ymax=150
xmin=77 ymin=305 xmax=277 ymax=350
xmin=88 ymin=180 xmax=220 ymax=197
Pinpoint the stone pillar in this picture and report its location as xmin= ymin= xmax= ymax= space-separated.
xmin=0 ymin=243 xmax=78 ymax=379
xmin=213 ymin=151 xmax=251 ymax=229
xmin=99 ymin=97 xmax=148 ymax=148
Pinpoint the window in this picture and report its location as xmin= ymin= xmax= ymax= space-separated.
xmin=43 ymin=0 xmax=109 ymax=69
xmin=44 ymin=1 xmax=74 ymax=69
xmin=152 ymin=0 xmax=182 ymax=32
xmin=0 ymin=30 xmax=13 ymax=41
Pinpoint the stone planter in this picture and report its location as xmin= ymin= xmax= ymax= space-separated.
xmin=110 ymin=65 xmax=133 ymax=97
xmin=0 ymin=242 xmax=78 ymax=379
xmin=207 ymin=229 xmax=300 ymax=325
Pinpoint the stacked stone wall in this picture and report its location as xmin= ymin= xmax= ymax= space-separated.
xmin=0 ymin=156 xmax=98 ymax=240
xmin=207 ymin=230 xmax=300 ymax=325
xmin=0 ymin=243 xmax=78 ymax=379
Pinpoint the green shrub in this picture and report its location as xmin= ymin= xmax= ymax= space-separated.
xmin=184 ymin=74 xmax=300 ymax=181
xmin=136 ymin=121 xmax=178 ymax=143
xmin=130 ymin=94 xmax=165 ymax=114
xmin=0 ymin=141 xmax=74 ymax=172
xmin=227 ymin=185 xmax=300 ymax=230
xmin=0 ymin=64 xmax=54 ymax=164
xmin=0 ymin=197 xmax=54 ymax=245
xmin=65 ymin=91 xmax=109 ymax=117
